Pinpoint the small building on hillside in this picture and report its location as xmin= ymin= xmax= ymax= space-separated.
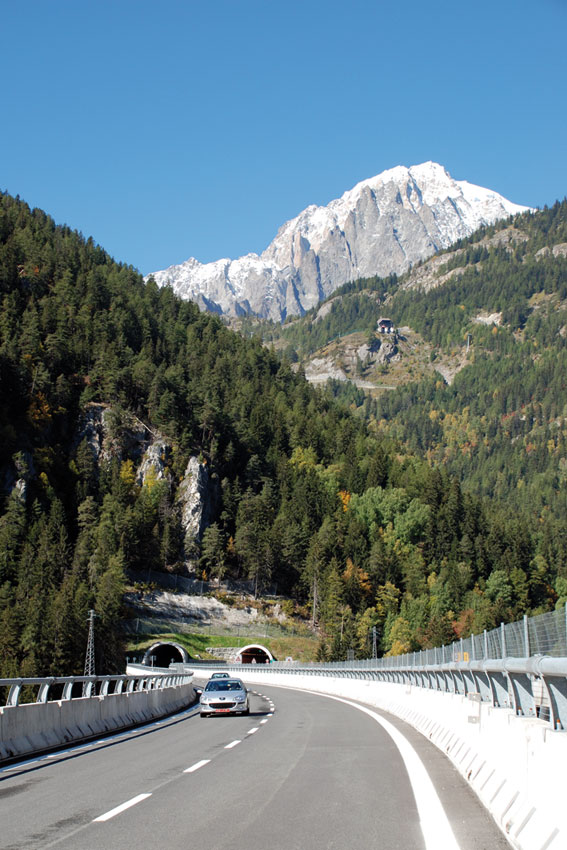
xmin=377 ymin=317 xmax=396 ymax=334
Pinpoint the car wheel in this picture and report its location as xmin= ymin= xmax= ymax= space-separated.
xmin=200 ymin=712 xmax=208 ymax=718
xmin=243 ymin=706 xmax=250 ymax=716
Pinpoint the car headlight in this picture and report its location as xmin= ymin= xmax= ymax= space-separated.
xmin=235 ymin=694 xmax=246 ymax=702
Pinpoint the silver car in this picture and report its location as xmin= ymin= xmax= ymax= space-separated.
xmin=200 ymin=678 xmax=250 ymax=717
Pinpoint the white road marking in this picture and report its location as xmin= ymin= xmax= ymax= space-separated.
xmin=326 ymin=695 xmax=461 ymax=850
xmin=246 ymin=727 xmax=259 ymax=735
xmin=225 ymin=740 xmax=241 ymax=749
xmin=93 ymin=793 xmax=151 ymax=822
xmin=260 ymin=719 xmax=269 ymax=724
xmin=183 ymin=759 xmax=211 ymax=773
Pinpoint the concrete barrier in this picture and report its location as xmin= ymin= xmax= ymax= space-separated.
xmin=193 ymin=665 xmax=565 ymax=850
xmin=0 ymin=681 xmax=197 ymax=762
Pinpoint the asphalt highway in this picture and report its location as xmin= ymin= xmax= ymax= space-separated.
xmin=0 ymin=683 xmax=511 ymax=850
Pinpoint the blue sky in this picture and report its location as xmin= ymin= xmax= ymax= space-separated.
xmin=1 ymin=0 xmax=565 ymax=275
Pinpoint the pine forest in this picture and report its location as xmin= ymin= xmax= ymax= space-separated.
xmin=1 ymin=192 xmax=566 ymax=678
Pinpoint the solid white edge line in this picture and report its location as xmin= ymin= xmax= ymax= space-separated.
xmin=93 ymin=793 xmax=151 ymax=822
xmin=324 ymin=694 xmax=461 ymax=850
xmin=183 ymin=759 xmax=211 ymax=773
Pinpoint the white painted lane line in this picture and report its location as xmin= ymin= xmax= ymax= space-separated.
xmin=260 ymin=719 xmax=269 ymax=724
xmin=326 ymin=695 xmax=460 ymax=850
xmin=183 ymin=759 xmax=211 ymax=773
xmin=225 ymin=740 xmax=241 ymax=749
xmin=246 ymin=727 xmax=259 ymax=735
xmin=93 ymin=793 xmax=151 ymax=822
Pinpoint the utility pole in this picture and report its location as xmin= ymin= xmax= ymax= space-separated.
xmin=84 ymin=609 xmax=97 ymax=678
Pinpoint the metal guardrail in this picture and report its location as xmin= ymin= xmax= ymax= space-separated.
xmin=177 ymin=609 xmax=567 ymax=730
xmin=0 ymin=672 xmax=193 ymax=708
xmin=205 ymin=654 xmax=567 ymax=732
xmin=3 ymin=608 xmax=567 ymax=728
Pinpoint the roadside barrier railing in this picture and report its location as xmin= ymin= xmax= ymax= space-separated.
xmin=0 ymin=671 xmax=193 ymax=708
xmin=184 ymin=605 xmax=567 ymax=731
xmin=233 ymin=654 xmax=567 ymax=731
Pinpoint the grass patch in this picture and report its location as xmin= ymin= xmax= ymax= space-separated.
xmin=125 ymin=630 xmax=320 ymax=663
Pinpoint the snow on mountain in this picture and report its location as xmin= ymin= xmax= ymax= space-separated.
xmin=147 ymin=162 xmax=530 ymax=321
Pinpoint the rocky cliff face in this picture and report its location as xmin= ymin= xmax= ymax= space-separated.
xmin=136 ymin=440 xmax=172 ymax=489
xmin=76 ymin=405 xmax=216 ymax=559
xmin=177 ymin=456 xmax=217 ymax=550
xmin=148 ymin=162 xmax=530 ymax=321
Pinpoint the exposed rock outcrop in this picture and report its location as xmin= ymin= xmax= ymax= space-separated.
xmin=177 ymin=456 xmax=218 ymax=550
xmin=136 ymin=440 xmax=172 ymax=489
xmin=5 ymin=451 xmax=36 ymax=503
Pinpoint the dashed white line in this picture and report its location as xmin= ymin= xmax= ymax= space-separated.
xmin=246 ymin=727 xmax=259 ymax=735
xmin=225 ymin=740 xmax=241 ymax=749
xmin=93 ymin=793 xmax=152 ymax=822
xmin=183 ymin=759 xmax=211 ymax=773
xmin=260 ymin=719 xmax=269 ymax=725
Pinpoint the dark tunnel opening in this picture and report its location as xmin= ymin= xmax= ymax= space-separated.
xmin=145 ymin=643 xmax=186 ymax=667
xmin=239 ymin=646 xmax=271 ymax=664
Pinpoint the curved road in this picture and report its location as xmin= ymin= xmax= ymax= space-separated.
xmin=0 ymin=683 xmax=510 ymax=849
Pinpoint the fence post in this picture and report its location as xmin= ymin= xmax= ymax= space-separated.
xmin=501 ymin=622 xmax=506 ymax=659
xmin=484 ymin=629 xmax=488 ymax=660
xmin=523 ymin=614 xmax=530 ymax=657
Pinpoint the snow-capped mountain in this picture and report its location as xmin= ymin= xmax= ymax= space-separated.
xmin=148 ymin=162 xmax=530 ymax=321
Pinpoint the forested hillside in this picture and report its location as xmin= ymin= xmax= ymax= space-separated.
xmin=1 ymin=192 xmax=565 ymax=678
xmin=255 ymin=203 xmax=567 ymax=522
xmin=372 ymin=202 xmax=567 ymax=522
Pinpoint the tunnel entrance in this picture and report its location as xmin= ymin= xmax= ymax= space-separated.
xmin=142 ymin=642 xmax=189 ymax=668
xmin=237 ymin=644 xmax=274 ymax=664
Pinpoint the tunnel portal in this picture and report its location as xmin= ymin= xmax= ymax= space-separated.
xmin=236 ymin=644 xmax=274 ymax=664
xmin=142 ymin=642 xmax=190 ymax=668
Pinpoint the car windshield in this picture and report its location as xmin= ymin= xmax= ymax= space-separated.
xmin=205 ymin=681 xmax=243 ymax=692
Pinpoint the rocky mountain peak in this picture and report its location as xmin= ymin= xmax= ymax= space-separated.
xmin=148 ymin=162 xmax=530 ymax=321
